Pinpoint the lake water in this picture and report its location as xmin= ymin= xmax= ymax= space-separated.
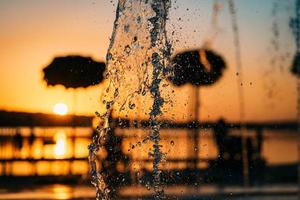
xmin=0 ymin=184 xmax=298 ymax=200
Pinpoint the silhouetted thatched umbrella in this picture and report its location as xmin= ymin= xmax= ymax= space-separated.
xmin=168 ymin=48 xmax=226 ymax=169
xmin=168 ymin=48 xmax=226 ymax=87
xmin=43 ymin=55 xmax=106 ymax=158
xmin=43 ymin=55 xmax=106 ymax=89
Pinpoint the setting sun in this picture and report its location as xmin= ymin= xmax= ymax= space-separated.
xmin=53 ymin=103 xmax=68 ymax=115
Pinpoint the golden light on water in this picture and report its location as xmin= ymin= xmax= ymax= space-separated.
xmin=54 ymin=131 xmax=67 ymax=158
xmin=53 ymin=103 xmax=68 ymax=115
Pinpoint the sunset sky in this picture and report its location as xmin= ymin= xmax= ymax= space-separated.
xmin=0 ymin=0 xmax=297 ymax=122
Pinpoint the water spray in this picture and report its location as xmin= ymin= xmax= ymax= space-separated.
xmin=228 ymin=0 xmax=249 ymax=187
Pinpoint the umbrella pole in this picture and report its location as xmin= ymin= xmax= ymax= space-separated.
xmin=71 ymin=90 xmax=77 ymax=174
xmin=193 ymin=87 xmax=200 ymax=170
xmin=73 ymin=89 xmax=77 ymax=116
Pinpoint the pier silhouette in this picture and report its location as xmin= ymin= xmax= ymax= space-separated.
xmin=0 ymin=111 xmax=297 ymax=188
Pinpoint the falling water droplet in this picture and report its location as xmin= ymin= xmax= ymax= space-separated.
xmin=129 ymin=102 xmax=136 ymax=109
xmin=125 ymin=45 xmax=131 ymax=54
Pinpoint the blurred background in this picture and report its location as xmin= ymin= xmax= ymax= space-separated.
xmin=0 ymin=0 xmax=299 ymax=199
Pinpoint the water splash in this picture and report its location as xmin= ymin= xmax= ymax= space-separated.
xmin=89 ymin=1 xmax=172 ymax=199
xmin=88 ymin=110 xmax=112 ymax=200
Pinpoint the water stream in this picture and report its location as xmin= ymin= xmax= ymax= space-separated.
xmin=228 ymin=0 xmax=249 ymax=186
xmin=89 ymin=1 xmax=172 ymax=199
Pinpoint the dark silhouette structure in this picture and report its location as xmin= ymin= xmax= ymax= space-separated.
xmin=0 ymin=116 xmax=297 ymax=187
xmin=0 ymin=110 xmax=93 ymax=127
xmin=168 ymin=48 xmax=226 ymax=86
xmin=42 ymin=55 xmax=106 ymax=171
xmin=208 ymin=119 xmax=265 ymax=185
xmin=214 ymin=118 xmax=229 ymax=159
xmin=13 ymin=129 xmax=23 ymax=158
xmin=291 ymin=52 xmax=300 ymax=76
xmin=168 ymin=48 xmax=227 ymax=170
xmin=43 ymin=55 xmax=106 ymax=89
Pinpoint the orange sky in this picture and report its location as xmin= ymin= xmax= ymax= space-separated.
xmin=0 ymin=0 xmax=297 ymax=122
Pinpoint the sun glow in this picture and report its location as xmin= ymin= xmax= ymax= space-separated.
xmin=54 ymin=131 xmax=67 ymax=158
xmin=53 ymin=103 xmax=68 ymax=115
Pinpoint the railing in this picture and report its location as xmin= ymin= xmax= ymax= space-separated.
xmin=0 ymin=118 xmax=297 ymax=186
